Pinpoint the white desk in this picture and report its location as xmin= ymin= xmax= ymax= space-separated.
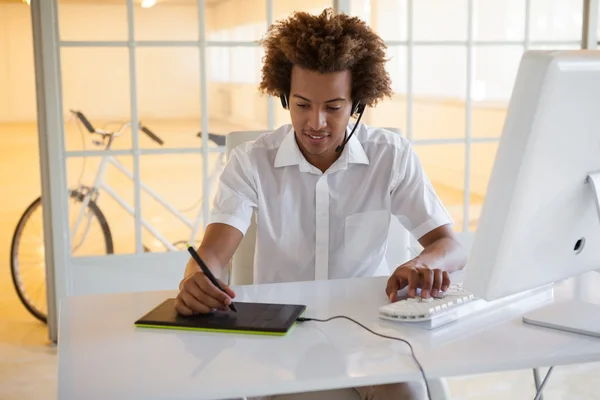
xmin=57 ymin=272 xmax=600 ymax=400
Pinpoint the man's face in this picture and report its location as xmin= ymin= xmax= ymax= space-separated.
xmin=289 ymin=65 xmax=353 ymax=167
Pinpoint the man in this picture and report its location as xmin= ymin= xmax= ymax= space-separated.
xmin=176 ymin=8 xmax=467 ymax=400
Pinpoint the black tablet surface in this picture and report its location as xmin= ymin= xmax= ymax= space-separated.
xmin=135 ymin=299 xmax=306 ymax=336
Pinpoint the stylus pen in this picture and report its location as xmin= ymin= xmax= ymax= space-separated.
xmin=186 ymin=244 xmax=237 ymax=313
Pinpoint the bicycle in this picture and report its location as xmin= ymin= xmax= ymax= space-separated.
xmin=10 ymin=109 xmax=227 ymax=323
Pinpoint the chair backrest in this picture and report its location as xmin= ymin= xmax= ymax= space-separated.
xmin=226 ymin=131 xmax=268 ymax=286
xmin=225 ymin=129 xmax=412 ymax=286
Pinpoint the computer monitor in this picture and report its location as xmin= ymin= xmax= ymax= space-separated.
xmin=462 ymin=50 xmax=600 ymax=337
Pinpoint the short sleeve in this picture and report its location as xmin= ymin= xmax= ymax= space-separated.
xmin=208 ymin=147 xmax=258 ymax=235
xmin=390 ymin=142 xmax=454 ymax=239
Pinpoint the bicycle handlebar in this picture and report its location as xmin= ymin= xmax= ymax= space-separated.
xmin=71 ymin=110 xmax=95 ymax=133
xmin=69 ymin=109 xmax=164 ymax=146
xmin=140 ymin=125 xmax=164 ymax=146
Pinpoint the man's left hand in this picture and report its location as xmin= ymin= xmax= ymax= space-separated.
xmin=386 ymin=259 xmax=450 ymax=302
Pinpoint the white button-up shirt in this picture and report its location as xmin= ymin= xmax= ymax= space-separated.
xmin=209 ymin=123 xmax=453 ymax=284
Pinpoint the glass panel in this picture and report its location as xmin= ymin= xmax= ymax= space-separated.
xmin=365 ymin=46 xmax=407 ymax=136
xmin=413 ymin=0 xmax=467 ymax=41
xmin=351 ymin=0 xmax=408 ymax=42
xmin=414 ymin=144 xmax=465 ymax=230
xmin=1 ymin=2 xmax=35 ymax=122
xmin=66 ymin=156 xmax=135 ymax=255
xmin=61 ymin=48 xmax=131 ymax=151
xmin=529 ymin=0 xmax=583 ymax=41
xmin=139 ymin=153 xmax=222 ymax=252
xmin=207 ymin=47 xmax=268 ymax=134
xmin=472 ymin=106 xmax=508 ymax=140
xmin=3 ymin=6 xmax=44 ymax=317
xmin=207 ymin=0 xmax=267 ymax=42
xmin=412 ymin=46 xmax=466 ymax=139
xmin=134 ymin=0 xmax=198 ymax=41
xmin=474 ymin=0 xmax=525 ymax=41
xmin=58 ymin=0 xmax=128 ymax=41
xmin=273 ymin=0 xmax=333 ymax=21
xmin=1 ymin=122 xmax=43 ymax=295
xmin=471 ymin=46 xmax=523 ymax=138
xmin=469 ymin=142 xmax=499 ymax=231
xmin=136 ymin=47 xmax=201 ymax=149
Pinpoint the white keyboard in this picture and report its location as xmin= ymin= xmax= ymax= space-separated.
xmin=379 ymin=284 xmax=476 ymax=322
xmin=378 ymin=283 xmax=556 ymax=330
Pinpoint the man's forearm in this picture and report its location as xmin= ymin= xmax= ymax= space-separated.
xmin=183 ymin=245 xmax=228 ymax=281
xmin=181 ymin=223 xmax=243 ymax=287
xmin=415 ymin=237 xmax=467 ymax=273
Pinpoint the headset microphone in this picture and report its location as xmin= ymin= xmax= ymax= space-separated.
xmin=335 ymin=103 xmax=366 ymax=153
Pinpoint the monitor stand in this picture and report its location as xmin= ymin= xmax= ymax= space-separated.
xmin=521 ymin=172 xmax=600 ymax=339
xmin=522 ymin=300 xmax=600 ymax=338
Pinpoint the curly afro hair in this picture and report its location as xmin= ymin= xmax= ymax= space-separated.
xmin=258 ymin=8 xmax=393 ymax=109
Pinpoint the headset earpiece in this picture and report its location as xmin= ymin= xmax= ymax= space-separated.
xmin=280 ymin=93 xmax=289 ymax=110
xmin=351 ymin=101 xmax=365 ymax=116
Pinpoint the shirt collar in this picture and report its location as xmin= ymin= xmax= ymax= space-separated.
xmin=345 ymin=125 xmax=370 ymax=165
xmin=274 ymin=125 xmax=369 ymax=171
xmin=273 ymin=126 xmax=307 ymax=169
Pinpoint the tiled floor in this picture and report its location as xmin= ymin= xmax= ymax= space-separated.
xmin=1 ymin=121 xmax=600 ymax=399
xmin=0 ymin=269 xmax=57 ymax=399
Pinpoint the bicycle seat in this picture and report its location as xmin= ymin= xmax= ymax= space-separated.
xmin=197 ymin=132 xmax=226 ymax=147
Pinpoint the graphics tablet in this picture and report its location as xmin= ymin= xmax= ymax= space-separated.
xmin=134 ymin=299 xmax=306 ymax=336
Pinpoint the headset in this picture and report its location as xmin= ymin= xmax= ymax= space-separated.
xmin=280 ymin=93 xmax=366 ymax=153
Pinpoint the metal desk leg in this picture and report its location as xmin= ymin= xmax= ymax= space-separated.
xmin=533 ymin=368 xmax=544 ymax=400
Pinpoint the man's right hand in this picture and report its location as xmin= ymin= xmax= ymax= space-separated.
xmin=175 ymin=270 xmax=236 ymax=315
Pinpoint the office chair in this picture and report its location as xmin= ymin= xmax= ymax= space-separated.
xmin=225 ymin=129 xmax=452 ymax=400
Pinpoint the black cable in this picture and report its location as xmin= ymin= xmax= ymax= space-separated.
xmin=296 ymin=316 xmax=432 ymax=400
xmin=533 ymin=367 xmax=554 ymax=400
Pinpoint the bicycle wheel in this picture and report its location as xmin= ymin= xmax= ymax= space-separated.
xmin=10 ymin=191 xmax=114 ymax=323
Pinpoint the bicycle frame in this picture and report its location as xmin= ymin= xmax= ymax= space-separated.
xmin=69 ymin=121 xmax=226 ymax=252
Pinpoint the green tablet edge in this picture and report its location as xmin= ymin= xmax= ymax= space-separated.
xmin=134 ymin=308 xmax=306 ymax=337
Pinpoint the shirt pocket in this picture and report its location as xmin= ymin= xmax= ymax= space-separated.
xmin=344 ymin=210 xmax=390 ymax=262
